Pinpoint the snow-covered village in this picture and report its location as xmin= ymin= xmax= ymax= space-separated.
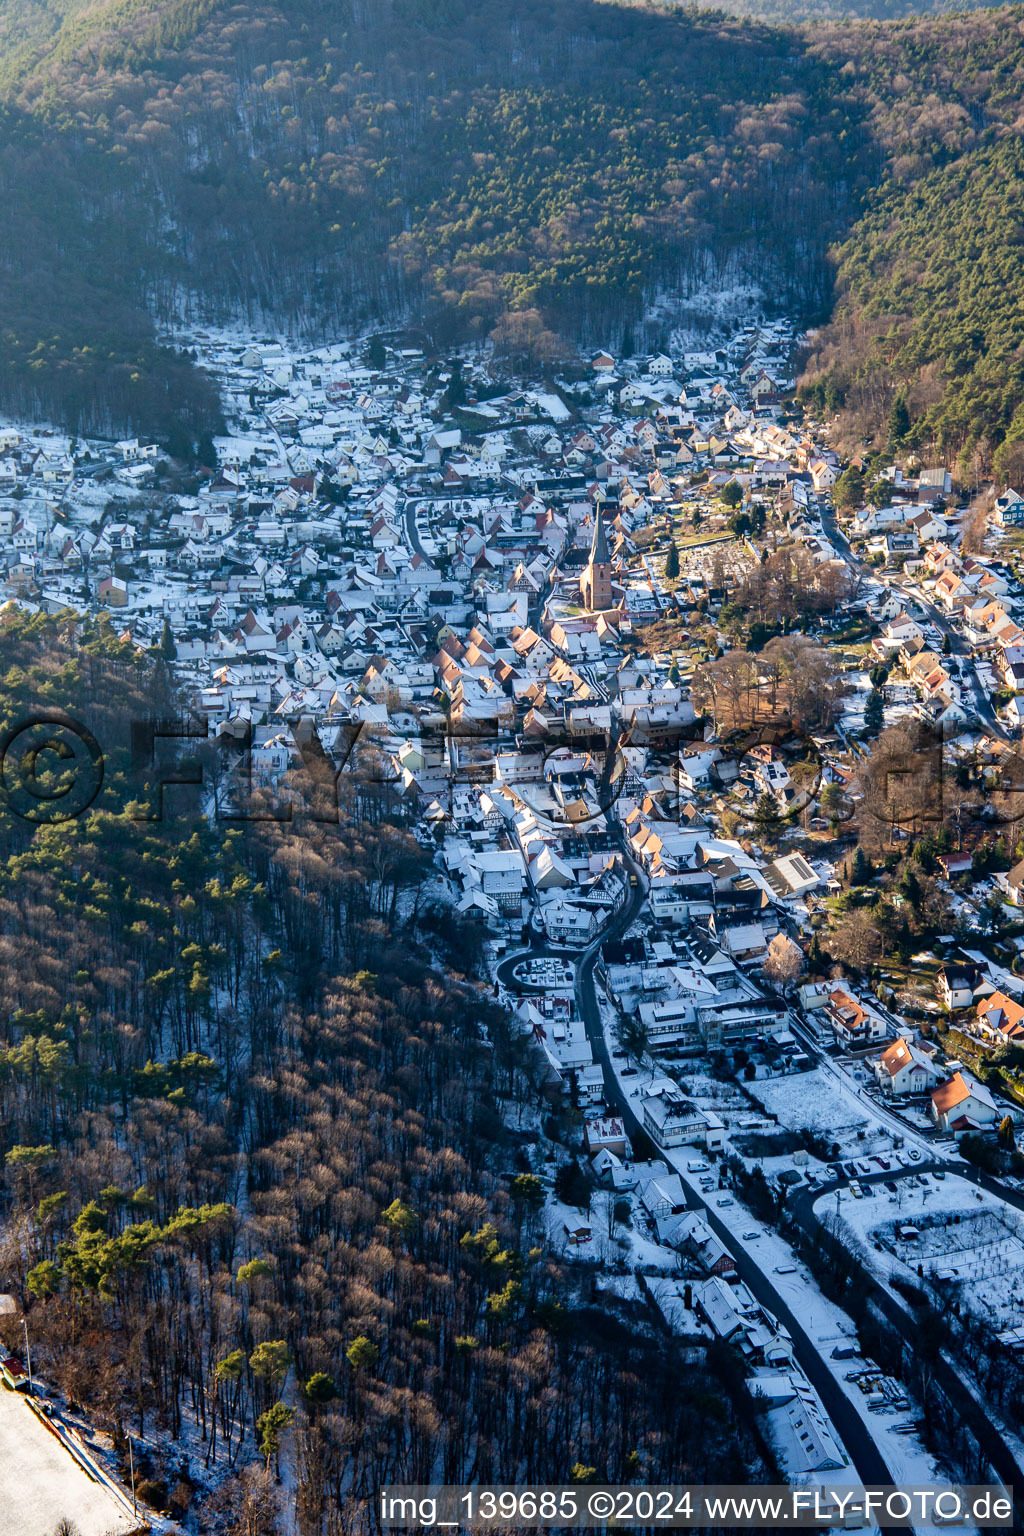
xmin=8 ymin=315 xmax=1024 ymax=1530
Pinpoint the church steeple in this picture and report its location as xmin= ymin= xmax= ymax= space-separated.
xmin=589 ymin=504 xmax=610 ymax=566
xmin=580 ymin=506 xmax=613 ymax=612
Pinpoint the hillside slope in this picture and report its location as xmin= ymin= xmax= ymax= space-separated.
xmin=799 ymin=8 xmax=1024 ymax=466
xmin=3 ymin=0 xmax=1024 ymax=462
xmin=0 ymin=0 xmax=875 ymax=439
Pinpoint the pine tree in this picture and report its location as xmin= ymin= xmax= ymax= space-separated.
xmin=833 ymin=466 xmax=865 ymax=512
xmin=888 ymin=392 xmax=911 ymax=446
xmin=665 ymin=541 xmax=680 ymax=580
xmin=754 ymin=792 xmax=781 ymax=835
xmin=849 ymin=847 xmax=872 ymax=886
xmin=864 ymin=689 xmax=884 ymax=734
xmin=443 ymin=358 xmax=466 ymax=410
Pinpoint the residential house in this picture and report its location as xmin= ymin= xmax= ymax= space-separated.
xmin=824 ymin=987 xmax=886 ymax=1047
xmin=997 ymin=860 xmax=1024 ymax=906
xmin=930 ymin=1071 xmax=1000 ymax=1133
xmin=875 ymin=1037 xmax=942 ymax=1096
xmin=936 ymin=964 xmax=981 ymax=1012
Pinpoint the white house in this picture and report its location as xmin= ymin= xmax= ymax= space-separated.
xmin=930 ymin=1071 xmax=1000 ymax=1133
xmin=875 ymin=1038 xmax=941 ymax=1096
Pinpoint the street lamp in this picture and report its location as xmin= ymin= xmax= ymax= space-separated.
xmin=21 ymin=1317 xmax=31 ymax=1393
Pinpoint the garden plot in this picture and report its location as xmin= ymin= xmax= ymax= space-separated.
xmin=675 ymin=1063 xmax=750 ymax=1118
xmin=819 ymin=1175 xmax=1024 ymax=1332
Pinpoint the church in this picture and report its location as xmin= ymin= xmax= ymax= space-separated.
xmin=579 ymin=506 xmax=614 ymax=612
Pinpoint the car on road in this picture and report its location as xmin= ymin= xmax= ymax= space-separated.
xmin=885 ymin=1180 xmax=897 ymax=1193
xmin=775 ymin=1264 xmax=797 ymax=1275
xmin=934 ymin=1169 xmax=946 ymax=1179
xmin=844 ymin=1161 xmax=859 ymax=1177
xmin=849 ymin=1182 xmax=863 ymax=1199
xmin=742 ymin=1230 xmax=759 ymax=1240
xmin=716 ymin=1196 xmax=734 ymax=1207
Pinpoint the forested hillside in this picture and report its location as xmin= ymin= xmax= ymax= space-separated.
xmin=0 ymin=612 xmax=770 ymax=1532
xmin=798 ymin=8 xmax=1024 ymax=468
xmin=680 ymin=0 xmax=999 ymax=25
xmin=0 ymin=0 xmax=877 ymax=439
xmin=1 ymin=0 xmax=1024 ymax=462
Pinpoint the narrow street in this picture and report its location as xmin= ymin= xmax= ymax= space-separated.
xmin=404 ymin=496 xmax=429 ymax=561
xmin=819 ymin=501 xmax=1007 ymax=741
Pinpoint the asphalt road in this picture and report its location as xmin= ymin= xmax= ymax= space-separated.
xmin=404 ymin=496 xmax=430 ymax=561
xmin=490 ymin=741 xmax=981 ymax=1515
xmin=564 ymin=861 xmax=914 ymax=1522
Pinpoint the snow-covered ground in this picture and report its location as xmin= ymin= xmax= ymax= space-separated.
xmin=752 ymin=1053 xmax=941 ymax=1163
xmin=0 ymin=1390 xmax=138 ymax=1536
xmin=699 ymin=1177 xmax=947 ymax=1488
xmin=819 ymin=1172 xmax=1024 ymax=1331
xmin=595 ymin=981 xmax=943 ymax=1492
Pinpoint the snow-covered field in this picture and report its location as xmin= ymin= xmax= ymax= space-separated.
xmin=752 ymin=1066 xmax=871 ymax=1139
